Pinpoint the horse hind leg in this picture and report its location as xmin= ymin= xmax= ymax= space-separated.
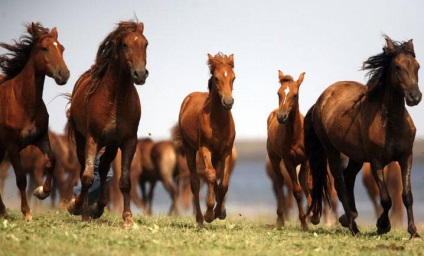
xmin=185 ymin=146 xmax=203 ymax=228
xmin=327 ymin=150 xmax=360 ymax=235
xmin=33 ymin=132 xmax=56 ymax=200
xmin=338 ymin=159 xmax=362 ymax=229
xmin=0 ymin=150 xmax=7 ymax=218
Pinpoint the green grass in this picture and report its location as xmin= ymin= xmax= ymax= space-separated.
xmin=0 ymin=210 xmax=423 ymax=256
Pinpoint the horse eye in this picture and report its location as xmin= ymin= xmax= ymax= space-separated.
xmin=41 ymin=46 xmax=48 ymax=52
xmin=394 ymin=65 xmax=402 ymax=73
xmin=293 ymin=94 xmax=298 ymax=99
xmin=122 ymin=43 xmax=128 ymax=50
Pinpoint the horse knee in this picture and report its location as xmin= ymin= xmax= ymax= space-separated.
xmin=81 ymin=174 xmax=94 ymax=188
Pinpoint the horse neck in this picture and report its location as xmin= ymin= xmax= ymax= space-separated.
xmin=285 ymin=103 xmax=302 ymax=136
xmin=209 ymin=89 xmax=231 ymax=123
xmin=102 ymin=60 xmax=134 ymax=101
xmin=13 ymin=58 xmax=46 ymax=109
xmin=378 ymin=78 xmax=407 ymax=123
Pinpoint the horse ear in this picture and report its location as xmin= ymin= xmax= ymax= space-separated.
xmin=297 ymin=72 xmax=305 ymax=86
xmin=384 ymin=36 xmax=395 ymax=53
xmin=407 ymin=39 xmax=415 ymax=54
xmin=228 ymin=54 xmax=234 ymax=68
xmin=278 ymin=70 xmax=284 ymax=82
xmin=208 ymin=53 xmax=214 ymax=62
xmin=51 ymin=27 xmax=58 ymax=39
xmin=137 ymin=22 xmax=144 ymax=33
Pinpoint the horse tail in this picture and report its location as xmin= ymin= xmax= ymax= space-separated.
xmin=304 ymin=105 xmax=331 ymax=225
xmin=171 ymin=123 xmax=184 ymax=155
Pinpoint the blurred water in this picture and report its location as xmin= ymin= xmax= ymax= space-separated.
xmin=3 ymin=157 xmax=424 ymax=227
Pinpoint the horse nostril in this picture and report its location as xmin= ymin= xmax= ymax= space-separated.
xmin=133 ymin=70 xmax=139 ymax=79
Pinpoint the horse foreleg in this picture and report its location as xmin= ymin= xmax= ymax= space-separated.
xmin=268 ymin=154 xmax=285 ymax=227
xmin=399 ymin=155 xmax=420 ymax=239
xmin=146 ymin=181 xmax=156 ymax=215
xmin=199 ymin=147 xmax=216 ymax=223
xmin=214 ymin=155 xmax=231 ymax=220
xmin=119 ymin=139 xmax=137 ymax=227
xmin=90 ymin=146 xmax=118 ymax=219
xmin=371 ymin=163 xmax=392 ymax=235
xmin=8 ymin=149 xmax=32 ymax=220
xmin=287 ymin=162 xmax=308 ymax=231
xmin=69 ymin=135 xmax=96 ymax=221
xmin=33 ymin=132 xmax=55 ymax=200
xmin=342 ymin=160 xmax=362 ymax=223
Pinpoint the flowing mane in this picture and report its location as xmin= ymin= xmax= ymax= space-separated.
xmin=362 ymin=35 xmax=416 ymax=98
xmin=207 ymin=52 xmax=234 ymax=91
xmin=90 ymin=20 xmax=139 ymax=82
xmin=0 ymin=23 xmax=52 ymax=82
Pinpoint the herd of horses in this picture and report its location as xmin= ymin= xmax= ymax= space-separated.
xmin=0 ymin=19 xmax=421 ymax=239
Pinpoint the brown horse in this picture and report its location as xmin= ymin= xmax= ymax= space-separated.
xmin=362 ymin=162 xmax=403 ymax=227
xmin=266 ymin=70 xmax=310 ymax=230
xmin=137 ymin=138 xmax=180 ymax=215
xmin=0 ymin=23 xmax=69 ymax=220
xmin=174 ymin=53 xmax=236 ymax=228
xmin=66 ymin=20 xmax=148 ymax=226
xmin=305 ymin=36 xmax=421 ymax=238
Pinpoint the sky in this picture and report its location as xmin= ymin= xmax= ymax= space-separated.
xmin=0 ymin=0 xmax=423 ymax=141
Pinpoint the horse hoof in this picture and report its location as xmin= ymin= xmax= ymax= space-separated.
xmin=204 ymin=211 xmax=214 ymax=223
xmin=33 ymin=186 xmax=50 ymax=200
xmin=215 ymin=209 xmax=227 ymax=220
xmin=122 ymin=211 xmax=133 ymax=227
xmin=376 ymin=219 xmax=391 ymax=234
xmin=25 ymin=213 xmax=33 ymax=222
xmin=310 ymin=214 xmax=320 ymax=225
xmin=339 ymin=214 xmax=349 ymax=228
xmin=89 ymin=203 xmax=104 ymax=219
xmin=67 ymin=199 xmax=81 ymax=216
xmin=276 ymin=217 xmax=285 ymax=228
xmin=410 ymin=233 xmax=422 ymax=241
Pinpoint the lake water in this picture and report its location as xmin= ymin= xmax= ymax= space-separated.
xmin=3 ymin=155 xmax=424 ymax=228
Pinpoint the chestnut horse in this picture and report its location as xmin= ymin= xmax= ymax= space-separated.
xmin=305 ymin=36 xmax=421 ymax=238
xmin=362 ymin=162 xmax=403 ymax=227
xmin=66 ymin=20 xmax=148 ymax=226
xmin=174 ymin=53 xmax=236 ymax=228
xmin=266 ymin=70 xmax=310 ymax=230
xmin=0 ymin=23 xmax=69 ymax=220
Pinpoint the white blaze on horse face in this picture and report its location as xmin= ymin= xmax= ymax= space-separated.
xmin=224 ymin=70 xmax=227 ymax=77
xmin=134 ymin=36 xmax=138 ymax=41
xmin=282 ymin=86 xmax=290 ymax=105
xmin=53 ymin=42 xmax=58 ymax=48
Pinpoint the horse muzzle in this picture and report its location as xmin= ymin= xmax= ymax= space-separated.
xmin=277 ymin=113 xmax=288 ymax=124
xmin=54 ymin=68 xmax=70 ymax=85
xmin=221 ymin=97 xmax=234 ymax=111
xmin=133 ymin=69 xmax=149 ymax=85
xmin=405 ymin=88 xmax=422 ymax=106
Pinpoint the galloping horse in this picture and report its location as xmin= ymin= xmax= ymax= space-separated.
xmin=0 ymin=23 xmax=69 ymax=220
xmin=305 ymin=36 xmax=421 ymax=238
xmin=174 ymin=53 xmax=236 ymax=228
xmin=66 ymin=20 xmax=148 ymax=226
xmin=266 ymin=71 xmax=310 ymax=230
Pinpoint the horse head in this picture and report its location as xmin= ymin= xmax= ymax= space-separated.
xmin=119 ymin=22 xmax=149 ymax=85
xmin=276 ymin=71 xmax=305 ymax=124
xmin=384 ymin=37 xmax=421 ymax=106
xmin=31 ymin=23 xmax=69 ymax=85
xmin=208 ymin=53 xmax=235 ymax=111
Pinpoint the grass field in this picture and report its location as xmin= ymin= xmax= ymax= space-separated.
xmin=1 ymin=210 xmax=423 ymax=256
